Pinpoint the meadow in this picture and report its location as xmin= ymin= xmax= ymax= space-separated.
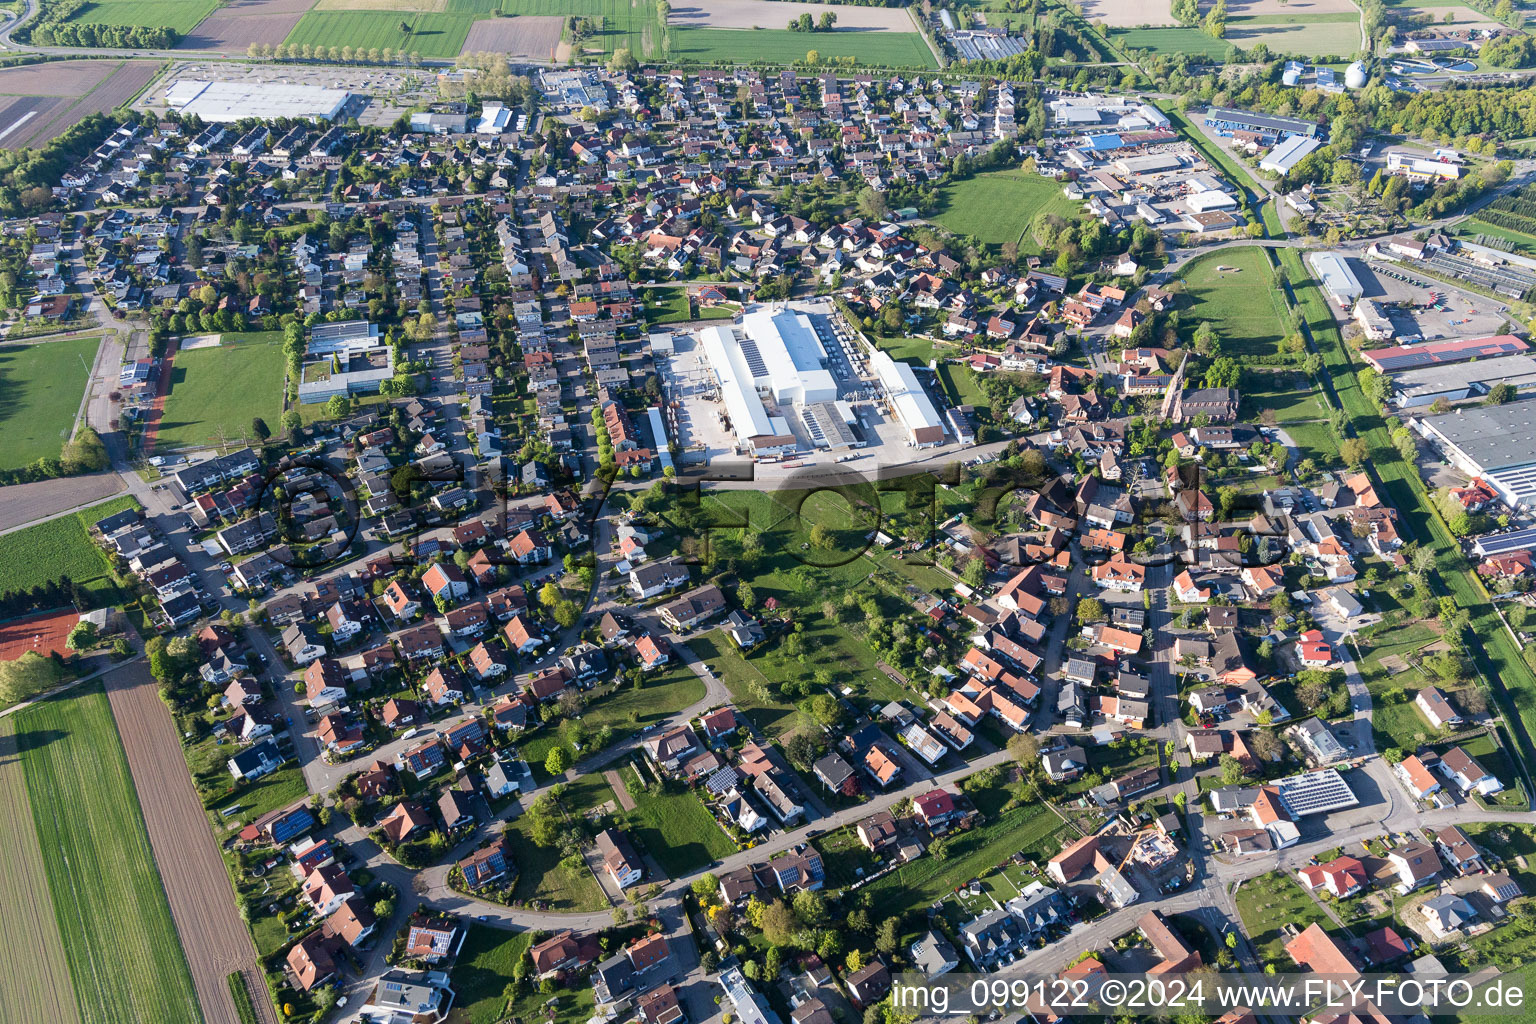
xmin=1177 ymin=247 xmax=1290 ymax=360
xmin=619 ymin=764 xmax=735 ymax=876
xmin=669 ymin=27 xmax=937 ymax=68
xmin=518 ymin=661 xmax=705 ymax=771
xmin=0 ymin=335 xmax=102 ymax=471
xmin=498 ymin=0 xmax=659 ymax=56
xmin=0 ymin=494 xmax=137 ymax=594
xmin=1114 ymin=15 xmax=1357 ymax=55
xmin=451 ymin=926 xmax=595 ymax=1024
xmin=932 ymin=169 xmax=1081 ymax=248
xmin=68 ymin=0 xmax=218 ymax=32
xmin=283 ymin=9 xmax=481 ymax=57
xmin=157 ymin=332 xmax=284 ymax=450
xmin=1233 ymin=869 xmax=1331 ymax=962
xmin=14 ymin=687 xmax=200 ymax=1024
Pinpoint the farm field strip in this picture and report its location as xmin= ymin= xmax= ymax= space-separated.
xmin=104 ymin=662 xmax=275 ymax=1024
xmin=669 ymin=26 xmax=937 ymax=66
xmin=0 ymin=494 xmax=136 ymax=594
xmin=15 ymin=687 xmax=201 ymax=1024
xmin=73 ymin=0 xmax=220 ymax=32
xmin=0 ymin=717 xmax=79 ymax=1024
xmin=283 ymin=9 xmax=481 ymax=57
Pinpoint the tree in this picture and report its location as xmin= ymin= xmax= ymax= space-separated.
xmin=1339 ymin=438 xmax=1368 ymax=470
xmin=1076 ymin=597 xmax=1105 ymax=622
xmin=793 ymin=888 xmax=827 ymax=926
xmin=962 ymin=557 xmax=987 ymax=588
xmin=761 ymin=900 xmax=799 ymax=945
xmin=544 ymin=746 xmax=572 ymax=775
xmin=1488 ymin=382 xmax=1515 ymax=405
xmin=0 ymin=652 xmax=69 ymax=705
xmin=608 ymin=47 xmax=638 ymax=74
xmin=1249 ymin=729 xmax=1282 ymax=762
xmin=817 ymin=10 xmax=836 ymax=30
xmin=1219 ymin=753 xmax=1245 ymax=785
xmin=251 ymin=417 xmax=271 ymax=441
xmin=1006 ymin=731 xmax=1039 ymax=768
xmin=66 ymin=620 xmax=97 ymax=652
xmin=876 ymin=916 xmax=902 ymax=954
xmin=809 ymin=523 xmax=834 ymax=550
xmin=846 ymin=949 xmax=865 ymax=973
xmin=805 ymin=48 xmax=820 ymax=65
xmin=807 ymin=693 xmax=842 ymax=729
xmin=326 ymin=394 xmax=353 ymax=419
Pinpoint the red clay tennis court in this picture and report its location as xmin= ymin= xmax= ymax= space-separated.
xmin=0 ymin=609 xmax=79 ymax=661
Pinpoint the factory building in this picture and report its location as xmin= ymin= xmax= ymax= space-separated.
xmin=1260 ymin=134 xmax=1324 ymax=175
xmin=1308 ymin=252 xmax=1363 ymax=307
xmin=1386 ymin=151 xmax=1461 ymax=183
xmin=1203 ymin=107 xmax=1321 ymax=142
xmin=1389 ymin=354 xmax=1536 ymax=408
xmin=870 ymin=350 xmax=946 ymax=448
xmin=1363 ymin=335 xmax=1529 ymax=373
xmin=1415 ymin=400 xmax=1536 ymax=507
xmin=697 ymin=308 xmax=838 ymax=457
xmin=165 ymin=79 xmax=350 ymax=123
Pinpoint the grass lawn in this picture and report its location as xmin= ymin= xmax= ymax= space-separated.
xmin=688 ymin=630 xmax=809 ymax=739
xmin=1233 ymin=869 xmax=1330 ymax=964
xmin=1225 ymin=17 xmax=1360 ymax=55
xmin=874 ymin=335 xmax=942 ymax=365
xmin=1111 ymin=26 xmax=1230 ymax=57
xmin=1281 ymin=419 xmax=1343 ymax=469
xmin=936 ymin=362 xmax=985 ymax=407
xmin=158 ymin=332 xmax=284 ymax=451
xmin=670 ymin=27 xmax=937 ymax=68
xmin=932 ymin=170 xmax=1079 ymax=248
xmin=501 ymin=813 xmax=608 ymax=911
xmin=1239 ymin=373 xmax=1332 ymax=424
xmin=1177 ymin=247 xmax=1289 ymax=360
xmin=1460 ymin=217 xmax=1536 ymax=255
xmin=642 ymin=286 xmax=691 ymax=325
xmin=14 ymin=686 xmax=200 ymax=1024
xmin=283 ymin=10 xmax=480 ymax=58
xmin=862 ymin=782 xmax=1065 ymax=918
xmin=69 ymin=0 xmax=217 ymax=31
xmin=619 ymin=765 xmax=735 ymax=876
xmin=449 ymin=927 xmax=533 ymax=1024
xmin=0 ymin=335 xmax=103 ymax=471
xmin=0 ymin=493 xmax=137 ymax=594
xmin=518 ymin=662 xmax=705 ymax=770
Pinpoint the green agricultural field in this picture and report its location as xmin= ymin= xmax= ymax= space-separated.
xmin=619 ymin=766 xmax=735 ymax=876
xmin=498 ymin=0 xmax=659 ymax=56
xmin=68 ymin=0 xmax=217 ymax=31
xmin=1226 ymin=16 xmax=1360 ymax=55
xmin=284 ymin=10 xmax=481 ymax=58
xmin=0 ymin=494 xmax=137 ymax=594
xmin=670 ymin=27 xmax=936 ymax=68
xmin=0 ymin=335 xmax=103 ymax=472
xmin=932 ymin=170 xmax=1080 ymax=248
xmin=157 ymin=332 xmax=285 ymax=451
xmin=1177 ymin=247 xmax=1290 ymax=360
xmin=1115 ymin=16 xmax=1357 ymax=56
xmin=1460 ymin=217 xmax=1536 ymax=255
xmin=14 ymin=688 xmax=200 ymax=1024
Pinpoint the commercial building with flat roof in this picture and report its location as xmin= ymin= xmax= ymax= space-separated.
xmin=165 ymin=79 xmax=350 ymax=123
xmin=1260 ymin=134 xmax=1324 ymax=174
xmin=1390 ymin=354 xmax=1536 ymax=408
xmin=1204 ymin=107 xmax=1321 ymax=140
xmin=1308 ymin=252 xmax=1363 ymax=306
xmin=1364 ymin=334 xmax=1529 ymax=373
xmin=697 ymin=307 xmax=840 ymax=456
xmin=1415 ymin=399 xmax=1536 ymax=507
xmin=870 ymin=350 xmax=945 ymax=447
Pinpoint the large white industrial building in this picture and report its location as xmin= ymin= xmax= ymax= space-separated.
xmin=1308 ymin=252 xmax=1363 ymax=307
xmin=870 ymin=350 xmax=946 ymax=447
xmin=1415 ymin=399 xmax=1536 ymax=507
xmin=165 ymin=79 xmax=351 ymax=123
xmin=697 ymin=308 xmax=838 ymax=455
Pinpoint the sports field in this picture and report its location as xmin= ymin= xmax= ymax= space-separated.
xmin=157 ymin=332 xmax=284 ymax=451
xmin=0 ymin=335 xmax=102 ymax=471
xmin=69 ymin=0 xmax=219 ymax=31
xmin=669 ymin=26 xmax=937 ymax=67
xmin=14 ymin=687 xmax=200 ymax=1024
xmin=283 ymin=8 xmax=480 ymax=56
xmin=1177 ymin=247 xmax=1290 ymax=359
xmin=931 ymin=169 xmax=1079 ymax=248
xmin=0 ymin=494 xmax=136 ymax=595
